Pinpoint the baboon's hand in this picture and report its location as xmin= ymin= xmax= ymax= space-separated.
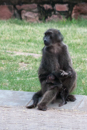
xmin=68 ymin=71 xmax=72 ymax=77
xmin=26 ymin=99 xmax=37 ymax=109
xmin=60 ymin=70 xmax=68 ymax=77
xmin=60 ymin=70 xmax=72 ymax=78
xmin=26 ymin=104 xmax=36 ymax=109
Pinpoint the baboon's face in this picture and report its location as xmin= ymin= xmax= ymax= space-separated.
xmin=46 ymin=74 xmax=55 ymax=83
xmin=43 ymin=29 xmax=63 ymax=46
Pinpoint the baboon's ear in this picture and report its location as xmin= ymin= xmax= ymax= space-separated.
xmin=57 ymin=30 xmax=64 ymax=42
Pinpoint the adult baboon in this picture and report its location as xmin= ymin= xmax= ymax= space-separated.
xmin=26 ymin=29 xmax=77 ymax=110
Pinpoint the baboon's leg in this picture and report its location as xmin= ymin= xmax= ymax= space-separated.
xmin=26 ymin=90 xmax=42 ymax=108
xmin=66 ymin=95 xmax=76 ymax=102
xmin=38 ymin=87 xmax=58 ymax=111
xmin=59 ymin=89 xmax=66 ymax=107
xmin=59 ymin=88 xmax=69 ymax=107
xmin=63 ymin=70 xmax=76 ymax=102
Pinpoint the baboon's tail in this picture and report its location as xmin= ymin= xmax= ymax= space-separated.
xmin=26 ymin=90 xmax=42 ymax=109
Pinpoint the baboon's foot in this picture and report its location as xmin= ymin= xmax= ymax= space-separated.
xmin=38 ymin=103 xmax=47 ymax=111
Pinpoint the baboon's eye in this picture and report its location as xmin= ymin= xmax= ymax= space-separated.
xmin=50 ymin=34 xmax=53 ymax=39
xmin=45 ymin=31 xmax=53 ymax=36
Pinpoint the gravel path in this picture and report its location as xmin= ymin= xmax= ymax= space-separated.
xmin=1 ymin=107 xmax=87 ymax=130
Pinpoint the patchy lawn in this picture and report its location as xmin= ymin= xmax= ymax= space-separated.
xmin=0 ymin=19 xmax=87 ymax=95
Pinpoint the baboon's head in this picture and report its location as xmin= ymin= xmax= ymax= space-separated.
xmin=43 ymin=28 xmax=63 ymax=46
xmin=46 ymin=74 xmax=55 ymax=83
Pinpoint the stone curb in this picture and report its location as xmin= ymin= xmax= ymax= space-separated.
xmin=0 ymin=90 xmax=87 ymax=112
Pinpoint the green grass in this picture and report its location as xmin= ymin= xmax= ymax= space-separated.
xmin=0 ymin=19 xmax=87 ymax=95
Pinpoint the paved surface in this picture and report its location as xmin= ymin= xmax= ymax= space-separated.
xmin=0 ymin=90 xmax=87 ymax=130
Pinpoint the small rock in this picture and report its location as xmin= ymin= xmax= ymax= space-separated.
xmin=72 ymin=3 xmax=87 ymax=19
xmin=55 ymin=4 xmax=68 ymax=11
xmin=16 ymin=4 xmax=37 ymax=11
xmin=46 ymin=14 xmax=63 ymax=22
xmin=0 ymin=5 xmax=14 ymax=20
xmin=21 ymin=10 xmax=39 ymax=23
xmin=43 ymin=4 xmax=52 ymax=10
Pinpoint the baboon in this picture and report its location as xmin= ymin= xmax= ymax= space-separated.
xmin=46 ymin=71 xmax=71 ymax=107
xmin=26 ymin=28 xmax=77 ymax=111
xmin=46 ymin=70 xmax=71 ymax=87
xmin=46 ymin=73 xmax=66 ymax=107
xmin=46 ymin=73 xmax=62 ymax=89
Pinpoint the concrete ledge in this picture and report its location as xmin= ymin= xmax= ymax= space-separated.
xmin=0 ymin=90 xmax=87 ymax=112
xmin=0 ymin=90 xmax=34 ymax=107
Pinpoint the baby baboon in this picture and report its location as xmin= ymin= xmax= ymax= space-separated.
xmin=46 ymin=70 xmax=71 ymax=87
xmin=46 ymin=73 xmax=62 ymax=89
xmin=46 ymin=73 xmax=66 ymax=107
xmin=46 ymin=71 xmax=69 ymax=107
xmin=26 ymin=28 xmax=77 ymax=111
